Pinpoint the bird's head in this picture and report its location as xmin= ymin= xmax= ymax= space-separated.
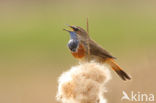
xmin=64 ymin=24 xmax=89 ymax=40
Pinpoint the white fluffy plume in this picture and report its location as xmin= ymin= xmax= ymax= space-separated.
xmin=56 ymin=62 xmax=111 ymax=103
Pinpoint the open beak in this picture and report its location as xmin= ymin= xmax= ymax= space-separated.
xmin=65 ymin=24 xmax=75 ymax=29
xmin=64 ymin=24 xmax=78 ymax=31
xmin=63 ymin=24 xmax=73 ymax=32
xmin=63 ymin=28 xmax=71 ymax=32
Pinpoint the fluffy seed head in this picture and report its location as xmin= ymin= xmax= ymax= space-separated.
xmin=56 ymin=62 xmax=111 ymax=103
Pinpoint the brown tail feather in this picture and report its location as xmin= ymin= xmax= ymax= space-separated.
xmin=106 ymin=59 xmax=131 ymax=81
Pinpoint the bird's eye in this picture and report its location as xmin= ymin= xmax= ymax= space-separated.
xmin=73 ymin=27 xmax=79 ymax=31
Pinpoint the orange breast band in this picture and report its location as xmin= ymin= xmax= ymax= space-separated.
xmin=71 ymin=44 xmax=85 ymax=59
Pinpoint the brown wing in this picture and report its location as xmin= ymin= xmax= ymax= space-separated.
xmin=89 ymin=39 xmax=116 ymax=59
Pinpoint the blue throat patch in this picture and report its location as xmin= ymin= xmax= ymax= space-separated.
xmin=67 ymin=31 xmax=79 ymax=52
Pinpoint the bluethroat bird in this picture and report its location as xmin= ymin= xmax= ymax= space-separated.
xmin=64 ymin=25 xmax=131 ymax=81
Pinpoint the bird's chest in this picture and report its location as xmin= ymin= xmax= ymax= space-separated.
xmin=71 ymin=44 xmax=85 ymax=59
xmin=68 ymin=39 xmax=85 ymax=59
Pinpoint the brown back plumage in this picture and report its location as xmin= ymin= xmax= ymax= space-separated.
xmin=89 ymin=39 xmax=116 ymax=59
xmin=75 ymin=26 xmax=115 ymax=60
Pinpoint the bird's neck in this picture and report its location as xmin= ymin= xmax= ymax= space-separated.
xmin=69 ymin=32 xmax=78 ymax=40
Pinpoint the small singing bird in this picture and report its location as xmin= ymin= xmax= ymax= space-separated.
xmin=64 ymin=25 xmax=131 ymax=80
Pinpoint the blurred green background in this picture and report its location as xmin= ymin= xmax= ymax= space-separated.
xmin=0 ymin=0 xmax=156 ymax=103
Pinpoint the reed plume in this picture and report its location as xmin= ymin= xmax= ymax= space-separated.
xmin=56 ymin=62 xmax=111 ymax=103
